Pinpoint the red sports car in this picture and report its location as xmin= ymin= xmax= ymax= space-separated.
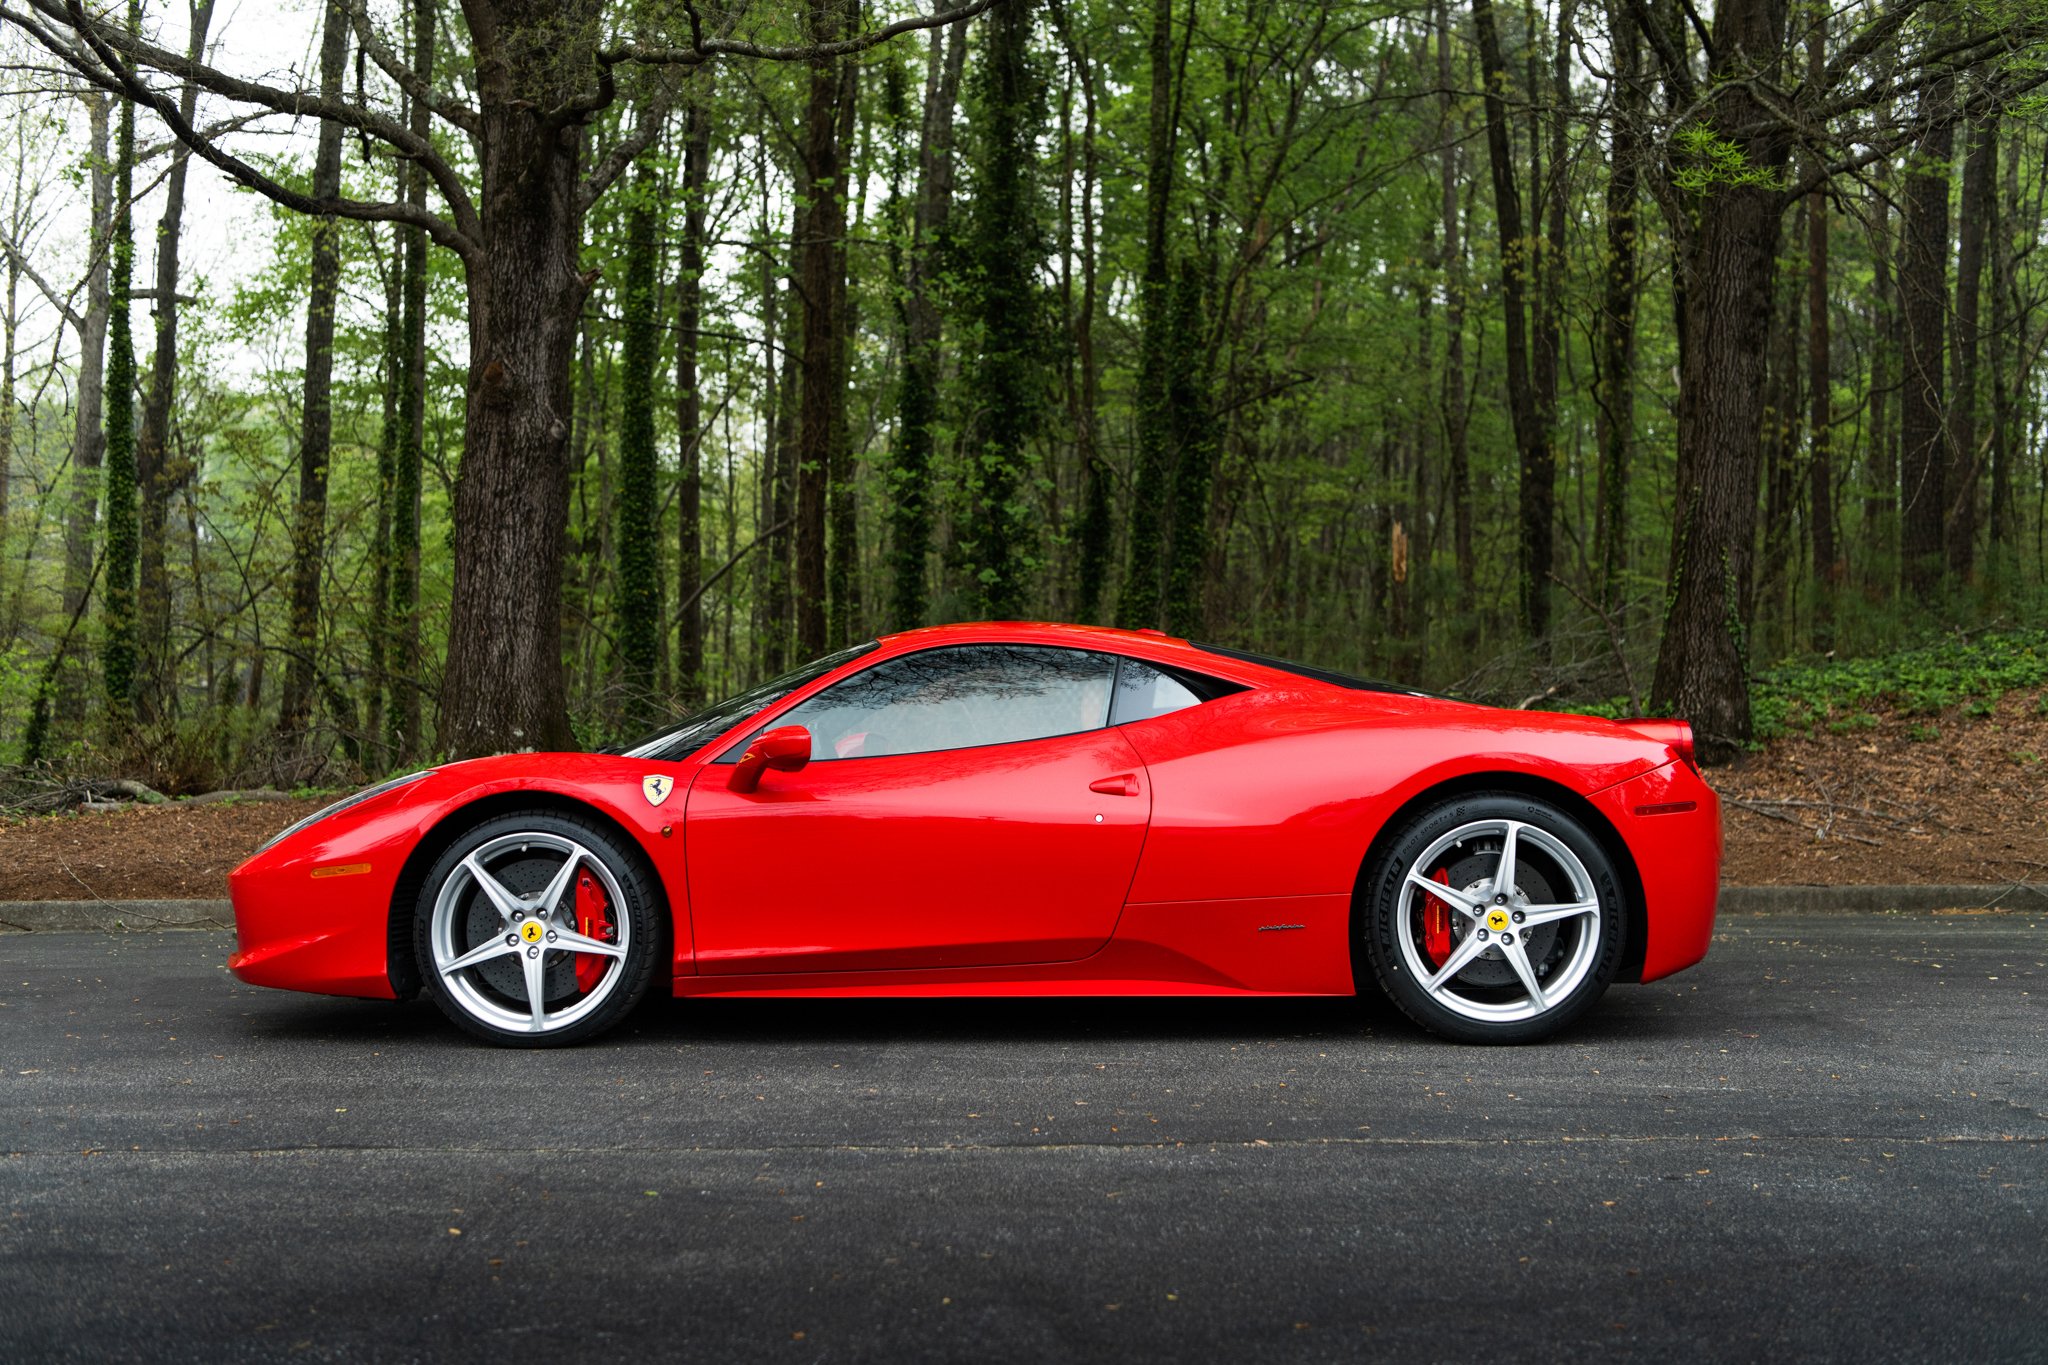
xmin=229 ymin=622 xmax=1720 ymax=1047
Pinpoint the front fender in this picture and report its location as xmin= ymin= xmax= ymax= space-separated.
xmin=228 ymin=755 xmax=697 ymax=999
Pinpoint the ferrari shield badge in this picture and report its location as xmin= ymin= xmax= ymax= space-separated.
xmin=641 ymin=774 xmax=674 ymax=807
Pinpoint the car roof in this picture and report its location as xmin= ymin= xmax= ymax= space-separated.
xmin=875 ymin=620 xmax=1195 ymax=655
xmin=870 ymin=621 xmax=1439 ymax=698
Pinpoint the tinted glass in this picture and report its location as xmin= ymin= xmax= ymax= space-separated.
xmin=1110 ymin=658 xmax=1202 ymax=725
xmin=776 ymin=645 xmax=1118 ymax=759
xmin=1192 ymin=642 xmax=1441 ymax=697
xmin=619 ymin=641 xmax=879 ymax=761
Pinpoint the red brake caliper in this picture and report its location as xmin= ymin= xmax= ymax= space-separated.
xmin=574 ymin=871 xmax=615 ymax=993
xmin=1423 ymin=868 xmax=1453 ymax=969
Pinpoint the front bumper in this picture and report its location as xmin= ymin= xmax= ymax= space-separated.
xmin=226 ymin=799 xmax=427 ymax=1000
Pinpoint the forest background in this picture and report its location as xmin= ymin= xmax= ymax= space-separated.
xmin=0 ymin=0 xmax=2042 ymax=793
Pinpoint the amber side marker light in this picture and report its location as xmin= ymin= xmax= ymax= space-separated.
xmin=310 ymin=863 xmax=373 ymax=879
xmin=1632 ymin=801 xmax=1698 ymax=817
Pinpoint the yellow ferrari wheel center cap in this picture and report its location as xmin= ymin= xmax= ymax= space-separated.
xmin=1485 ymin=908 xmax=1511 ymax=933
xmin=520 ymin=920 xmax=546 ymax=944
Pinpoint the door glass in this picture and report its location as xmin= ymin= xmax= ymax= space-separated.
xmin=775 ymin=645 xmax=1118 ymax=759
xmin=1110 ymin=658 xmax=1203 ymax=725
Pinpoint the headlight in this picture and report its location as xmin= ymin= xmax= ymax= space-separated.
xmin=254 ymin=771 xmax=433 ymax=855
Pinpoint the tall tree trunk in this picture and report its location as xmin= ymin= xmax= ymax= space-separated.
xmin=134 ymin=0 xmax=215 ymax=723
xmin=278 ymin=0 xmax=349 ymax=747
xmin=101 ymin=0 xmax=139 ymax=724
xmin=0 ymin=160 xmax=17 ymax=542
xmin=1470 ymin=0 xmax=1549 ymax=643
xmin=615 ymin=155 xmax=662 ymax=730
xmin=366 ymin=224 xmax=401 ymax=761
xmin=890 ymin=5 xmax=966 ymax=630
xmin=1987 ymin=127 xmax=2017 ymax=553
xmin=1116 ymin=0 xmax=1177 ymax=629
xmin=1437 ymin=0 xmax=1473 ymax=622
xmin=388 ymin=0 xmax=433 ymax=760
xmin=58 ymin=92 xmax=113 ymax=731
xmin=794 ymin=7 xmax=845 ymax=657
xmin=1068 ymin=25 xmax=1109 ymax=626
xmin=827 ymin=56 xmax=861 ymax=645
xmin=1527 ymin=0 xmax=1572 ymax=643
xmin=1648 ymin=0 xmax=1792 ymax=757
xmin=1162 ymin=255 xmax=1214 ymax=637
xmin=1756 ymin=248 xmax=1800 ymax=650
xmin=674 ymin=73 xmax=713 ymax=703
xmin=1596 ymin=0 xmax=1640 ymax=612
xmin=1947 ymin=112 xmax=1994 ymax=582
xmin=965 ymin=0 xmax=1042 ymax=619
xmin=437 ymin=0 xmax=600 ymax=757
xmin=1805 ymin=20 xmax=1835 ymax=646
xmin=1898 ymin=85 xmax=1953 ymax=603
xmin=1864 ymin=166 xmax=1896 ymax=560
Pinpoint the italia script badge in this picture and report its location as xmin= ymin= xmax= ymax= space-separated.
xmin=641 ymin=774 xmax=674 ymax=807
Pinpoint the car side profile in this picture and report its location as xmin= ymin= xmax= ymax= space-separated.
xmin=228 ymin=622 xmax=1721 ymax=1046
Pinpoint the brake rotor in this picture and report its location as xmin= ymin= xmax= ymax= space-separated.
xmin=1434 ymin=843 xmax=1562 ymax=988
xmin=461 ymin=850 xmax=582 ymax=1004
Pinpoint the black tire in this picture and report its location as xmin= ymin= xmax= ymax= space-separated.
xmin=412 ymin=810 xmax=666 ymax=1047
xmin=1360 ymin=791 xmax=1627 ymax=1044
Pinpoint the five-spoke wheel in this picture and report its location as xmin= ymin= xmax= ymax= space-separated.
xmin=414 ymin=811 xmax=663 ymax=1047
xmin=1362 ymin=793 xmax=1625 ymax=1043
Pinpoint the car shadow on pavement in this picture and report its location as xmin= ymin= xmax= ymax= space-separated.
xmin=242 ymin=980 xmax=1710 ymax=1049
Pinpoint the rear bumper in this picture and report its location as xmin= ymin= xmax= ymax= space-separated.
xmin=1593 ymin=761 xmax=1722 ymax=982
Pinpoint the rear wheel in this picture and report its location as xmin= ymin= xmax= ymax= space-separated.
xmin=413 ymin=811 xmax=664 ymax=1047
xmin=1361 ymin=792 xmax=1626 ymax=1043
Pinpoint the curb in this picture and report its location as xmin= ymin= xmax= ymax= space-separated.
xmin=1716 ymin=883 xmax=2048 ymax=913
xmin=0 ymin=899 xmax=232 ymax=932
xmin=2 ymin=885 xmax=2045 ymax=934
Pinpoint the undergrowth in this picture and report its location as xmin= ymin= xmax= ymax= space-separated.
xmin=1547 ymin=629 xmax=2048 ymax=746
xmin=1750 ymin=629 xmax=2048 ymax=741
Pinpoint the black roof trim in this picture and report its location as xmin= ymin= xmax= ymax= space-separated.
xmin=1192 ymin=643 xmax=1445 ymax=699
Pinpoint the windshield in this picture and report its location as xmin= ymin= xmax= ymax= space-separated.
xmin=616 ymin=641 xmax=879 ymax=762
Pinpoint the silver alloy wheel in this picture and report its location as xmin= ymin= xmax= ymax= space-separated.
xmin=1394 ymin=817 xmax=1602 ymax=1024
xmin=428 ymin=830 xmax=632 ymax=1035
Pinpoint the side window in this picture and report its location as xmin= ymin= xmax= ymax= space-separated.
xmin=776 ymin=646 xmax=1118 ymax=760
xmin=1110 ymin=658 xmax=1204 ymax=725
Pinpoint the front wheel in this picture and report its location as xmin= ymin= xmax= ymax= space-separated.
xmin=1361 ymin=793 xmax=1627 ymax=1044
xmin=413 ymin=811 xmax=665 ymax=1047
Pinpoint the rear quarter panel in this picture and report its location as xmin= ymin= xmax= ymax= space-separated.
xmin=1117 ymin=688 xmax=1666 ymax=903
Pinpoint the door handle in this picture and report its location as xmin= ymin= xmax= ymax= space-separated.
xmin=1089 ymin=774 xmax=1140 ymax=797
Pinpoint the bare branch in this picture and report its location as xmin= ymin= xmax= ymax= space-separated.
xmin=606 ymin=0 xmax=1005 ymax=68
xmin=6 ymin=0 xmax=483 ymax=248
xmin=346 ymin=0 xmax=478 ymax=137
xmin=1814 ymin=0 xmax=1932 ymax=96
xmin=1784 ymin=64 xmax=2048 ymax=201
xmin=0 ymin=224 xmax=82 ymax=329
xmin=578 ymin=78 xmax=678 ymax=211
xmin=1621 ymin=0 xmax=1695 ymax=105
xmin=4 ymin=1 xmax=481 ymax=261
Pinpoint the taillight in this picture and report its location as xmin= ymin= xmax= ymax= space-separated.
xmin=1625 ymin=718 xmax=1696 ymax=772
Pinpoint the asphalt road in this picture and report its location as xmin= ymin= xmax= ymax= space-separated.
xmin=2 ymin=912 xmax=2043 ymax=1364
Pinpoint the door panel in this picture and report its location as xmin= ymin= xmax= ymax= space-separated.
xmin=684 ymin=728 xmax=1151 ymax=974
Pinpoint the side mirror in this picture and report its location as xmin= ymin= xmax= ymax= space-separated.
xmin=727 ymin=725 xmax=813 ymax=794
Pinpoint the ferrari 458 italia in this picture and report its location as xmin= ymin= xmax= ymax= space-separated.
xmin=229 ymin=623 xmax=1720 ymax=1046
